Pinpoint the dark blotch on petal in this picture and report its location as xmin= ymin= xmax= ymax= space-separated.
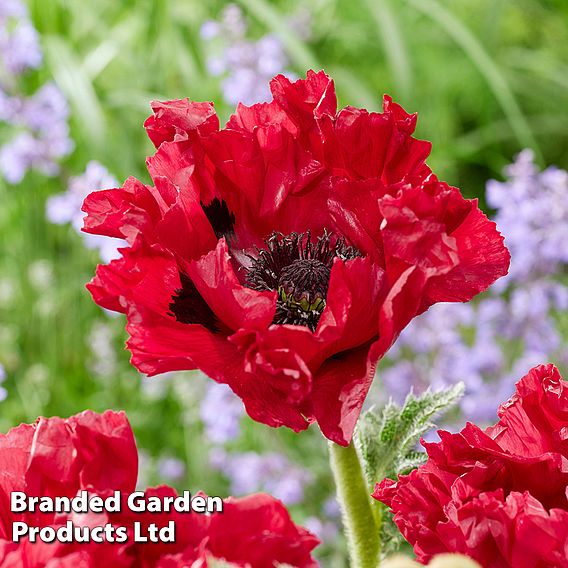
xmin=201 ymin=197 xmax=236 ymax=239
xmin=169 ymin=273 xmax=219 ymax=332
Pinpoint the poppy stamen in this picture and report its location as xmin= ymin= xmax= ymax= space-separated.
xmin=245 ymin=231 xmax=360 ymax=331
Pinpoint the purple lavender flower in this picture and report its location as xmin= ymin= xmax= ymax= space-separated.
xmin=323 ymin=497 xmax=341 ymax=519
xmin=46 ymin=161 xmax=125 ymax=262
xmin=0 ymin=13 xmax=72 ymax=186
xmin=0 ymin=102 xmax=74 ymax=184
xmin=0 ymin=364 xmax=7 ymax=402
xmin=200 ymin=382 xmax=244 ymax=444
xmin=1 ymin=83 xmax=74 ymax=183
xmin=21 ymin=83 xmax=70 ymax=133
xmin=487 ymin=150 xmax=568 ymax=287
xmin=0 ymin=0 xmax=42 ymax=75
xmin=303 ymin=517 xmax=339 ymax=543
xmin=0 ymin=89 xmax=21 ymax=120
xmin=201 ymin=4 xmax=304 ymax=106
xmin=200 ymin=20 xmax=221 ymax=42
xmin=0 ymin=3 xmax=72 ymax=183
xmin=209 ymin=448 xmax=312 ymax=505
xmin=0 ymin=133 xmax=41 ymax=183
xmin=157 ymin=456 xmax=186 ymax=483
xmin=302 ymin=497 xmax=340 ymax=544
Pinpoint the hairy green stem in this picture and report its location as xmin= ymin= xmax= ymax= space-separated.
xmin=328 ymin=441 xmax=380 ymax=568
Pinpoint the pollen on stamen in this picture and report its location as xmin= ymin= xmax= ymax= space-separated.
xmin=245 ymin=230 xmax=360 ymax=331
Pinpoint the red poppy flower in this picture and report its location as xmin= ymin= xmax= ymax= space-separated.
xmin=373 ymin=364 xmax=568 ymax=567
xmin=0 ymin=411 xmax=319 ymax=567
xmin=126 ymin=487 xmax=319 ymax=568
xmin=0 ymin=410 xmax=136 ymax=567
xmin=82 ymin=70 xmax=510 ymax=445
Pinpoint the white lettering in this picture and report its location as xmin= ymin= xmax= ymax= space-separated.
xmin=128 ymin=491 xmax=146 ymax=513
xmin=12 ymin=522 xmax=28 ymax=542
xmin=191 ymin=495 xmax=206 ymax=513
xmin=10 ymin=492 xmax=27 ymax=513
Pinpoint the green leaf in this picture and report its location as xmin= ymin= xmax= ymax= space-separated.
xmin=356 ymin=383 xmax=464 ymax=558
xmin=355 ymin=382 xmax=464 ymax=489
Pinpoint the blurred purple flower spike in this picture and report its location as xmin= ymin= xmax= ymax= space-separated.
xmin=200 ymin=4 xmax=307 ymax=105
xmin=209 ymin=448 xmax=312 ymax=505
xmin=0 ymin=2 xmax=73 ymax=183
xmin=0 ymin=0 xmax=42 ymax=75
xmin=200 ymin=382 xmax=244 ymax=444
xmin=46 ymin=161 xmax=125 ymax=263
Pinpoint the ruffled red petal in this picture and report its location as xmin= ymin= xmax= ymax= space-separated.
xmin=229 ymin=326 xmax=316 ymax=432
xmin=186 ymin=239 xmax=276 ymax=331
xmin=22 ymin=411 xmax=137 ymax=499
xmin=82 ymin=177 xmax=164 ymax=243
xmin=379 ymin=180 xmax=510 ymax=311
xmin=0 ymin=412 xmax=319 ymax=568
xmin=310 ymin=342 xmax=377 ymax=445
xmin=207 ymin=494 xmax=319 ymax=568
xmin=316 ymin=256 xmax=385 ymax=355
xmin=374 ymin=364 xmax=568 ymax=566
xmin=270 ymin=70 xmax=337 ymax=127
xmin=319 ymin=104 xmax=432 ymax=184
xmin=0 ymin=410 xmax=137 ymax=553
xmin=144 ymin=99 xmax=218 ymax=148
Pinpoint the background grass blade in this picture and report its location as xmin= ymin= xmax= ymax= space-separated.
xmin=234 ymin=0 xmax=320 ymax=71
xmin=43 ymin=35 xmax=107 ymax=149
xmin=407 ymin=0 xmax=542 ymax=161
xmin=363 ymin=0 xmax=412 ymax=100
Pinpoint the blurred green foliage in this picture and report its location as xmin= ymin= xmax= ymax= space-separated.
xmin=25 ymin=0 xmax=568 ymax=189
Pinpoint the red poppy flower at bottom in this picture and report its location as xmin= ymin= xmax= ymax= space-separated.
xmin=0 ymin=410 xmax=319 ymax=568
xmin=374 ymin=364 xmax=568 ymax=568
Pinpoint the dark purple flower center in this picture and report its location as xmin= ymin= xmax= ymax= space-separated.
xmin=245 ymin=231 xmax=360 ymax=331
